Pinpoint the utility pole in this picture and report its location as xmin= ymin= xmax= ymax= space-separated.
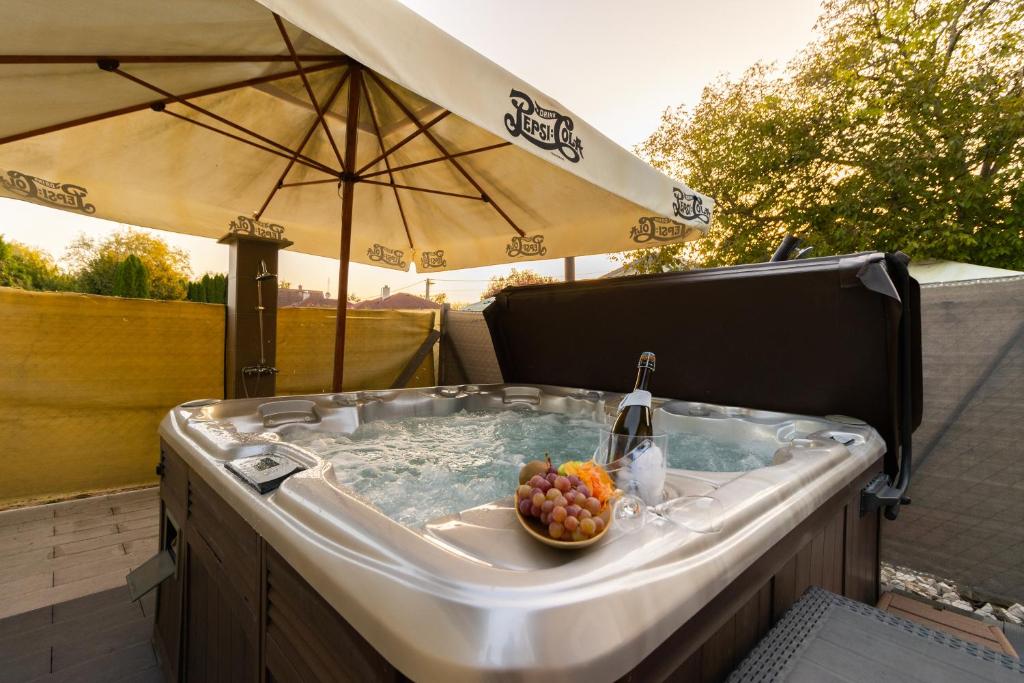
xmin=425 ymin=278 xmax=433 ymax=301
xmin=564 ymin=257 xmax=576 ymax=282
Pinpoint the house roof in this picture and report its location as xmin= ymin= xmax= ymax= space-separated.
xmin=353 ymin=292 xmax=440 ymax=310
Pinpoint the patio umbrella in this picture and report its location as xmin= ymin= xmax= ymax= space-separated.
xmin=0 ymin=0 xmax=714 ymax=390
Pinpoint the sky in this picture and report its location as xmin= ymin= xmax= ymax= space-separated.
xmin=0 ymin=0 xmax=822 ymax=303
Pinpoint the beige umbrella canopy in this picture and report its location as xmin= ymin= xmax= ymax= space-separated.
xmin=0 ymin=0 xmax=714 ymax=389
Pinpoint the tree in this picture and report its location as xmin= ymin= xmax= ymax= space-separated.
xmin=0 ymin=235 xmax=74 ymax=291
xmin=347 ymin=292 xmax=361 ymax=303
xmin=481 ymin=268 xmax=557 ymax=299
xmin=185 ymin=273 xmax=227 ymax=303
xmin=621 ymin=0 xmax=1024 ymax=273
xmin=68 ymin=229 xmax=191 ymax=299
xmin=431 ymin=292 xmax=448 ymax=305
xmin=112 ymin=254 xmax=150 ymax=298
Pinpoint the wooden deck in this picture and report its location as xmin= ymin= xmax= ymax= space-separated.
xmin=0 ymin=585 xmax=160 ymax=682
xmin=0 ymin=488 xmax=161 ymax=681
xmin=878 ymin=591 xmax=1018 ymax=657
xmin=0 ymin=488 xmax=159 ymax=620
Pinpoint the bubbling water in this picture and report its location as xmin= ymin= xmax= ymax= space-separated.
xmin=285 ymin=410 xmax=599 ymax=527
xmin=665 ymin=432 xmax=779 ymax=472
xmin=283 ymin=409 xmax=778 ymax=527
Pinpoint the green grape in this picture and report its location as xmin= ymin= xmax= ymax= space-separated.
xmin=579 ymin=517 xmax=596 ymax=536
xmin=563 ymin=515 xmax=579 ymax=532
xmin=532 ymin=492 xmax=546 ymax=508
xmin=548 ymin=521 xmax=564 ymax=539
xmin=546 ymin=488 xmax=561 ymax=502
xmin=517 ymin=484 xmax=533 ymax=500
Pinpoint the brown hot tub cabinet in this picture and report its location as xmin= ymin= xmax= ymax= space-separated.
xmin=154 ymin=440 xmax=881 ymax=683
xmin=152 ymin=252 xmax=919 ymax=681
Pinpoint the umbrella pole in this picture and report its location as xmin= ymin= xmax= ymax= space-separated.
xmin=332 ymin=66 xmax=363 ymax=392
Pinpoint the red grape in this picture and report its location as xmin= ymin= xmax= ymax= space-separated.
xmin=563 ymin=515 xmax=579 ymax=532
xmin=566 ymin=504 xmax=582 ymax=518
xmin=518 ymin=499 xmax=532 ymax=516
xmin=554 ymin=476 xmax=571 ymax=492
xmin=551 ymin=506 xmax=567 ymax=523
xmin=584 ymin=497 xmax=602 ymax=515
xmin=541 ymin=500 xmax=554 ymax=514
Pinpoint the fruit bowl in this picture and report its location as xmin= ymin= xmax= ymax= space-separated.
xmin=513 ymin=458 xmax=617 ymax=549
xmin=514 ymin=492 xmax=612 ymax=549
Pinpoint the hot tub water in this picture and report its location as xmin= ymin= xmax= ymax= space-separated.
xmin=283 ymin=409 xmax=778 ymax=527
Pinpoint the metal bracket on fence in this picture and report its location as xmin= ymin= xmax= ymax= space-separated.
xmin=391 ymin=329 xmax=442 ymax=389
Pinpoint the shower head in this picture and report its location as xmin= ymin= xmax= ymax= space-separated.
xmin=255 ymin=260 xmax=277 ymax=282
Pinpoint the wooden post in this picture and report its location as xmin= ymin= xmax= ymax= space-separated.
xmin=564 ymin=256 xmax=576 ymax=282
xmin=332 ymin=66 xmax=362 ymax=392
xmin=218 ymin=231 xmax=293 ymax=399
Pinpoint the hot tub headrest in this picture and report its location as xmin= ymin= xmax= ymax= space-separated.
xmin=484 ymin=252 xmax=922 ymax=476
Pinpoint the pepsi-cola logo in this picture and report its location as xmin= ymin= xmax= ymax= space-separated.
xmin=504 ymin=90 xmax=583 ymax=163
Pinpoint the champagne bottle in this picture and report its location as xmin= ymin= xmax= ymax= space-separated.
xmin=609 ymin=352 xmax=655 ymax=459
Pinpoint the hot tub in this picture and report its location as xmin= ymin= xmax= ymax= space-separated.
xmin=155 ymin=383 xmax=886 ymax=682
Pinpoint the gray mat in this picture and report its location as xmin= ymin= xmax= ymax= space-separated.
xmin=729 ymin=586 xmax=1024 ymax=682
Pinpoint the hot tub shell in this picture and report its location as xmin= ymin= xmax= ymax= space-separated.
xmin=154 ymin=384 xmax=886 ymax=682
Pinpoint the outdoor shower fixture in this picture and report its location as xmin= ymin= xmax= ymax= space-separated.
xmin=241 ymin=259 xmax=279 ymax=397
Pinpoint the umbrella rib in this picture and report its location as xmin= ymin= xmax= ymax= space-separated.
xmin=273 ymin=14 xmax=345 ymax=171
xmin=0 ymin=60 xmax=345 ymax=147
xmin=366 ymin=71 xmax=525 ymax=237
xmin=363 ymin=82 xmax=414 ymax=250
xmin=105 ymin=63 xmax=339 ymax=176
xmin=160 ymin=108 xmax=337 ymax=176
xmin=354 ymin=110 xmax=450 ymax=177
xmin=254 ymin=68 xmax=350 ymax=220
xmin=0 ymin=54 xmax=348 ymax=64
xmin=279 ymin=178 xmax=340 ymax=188
xmin=359 ymin=141 xmax=511 ymax=180
xmin=359 ymin=178 xmax=486 ymax=201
